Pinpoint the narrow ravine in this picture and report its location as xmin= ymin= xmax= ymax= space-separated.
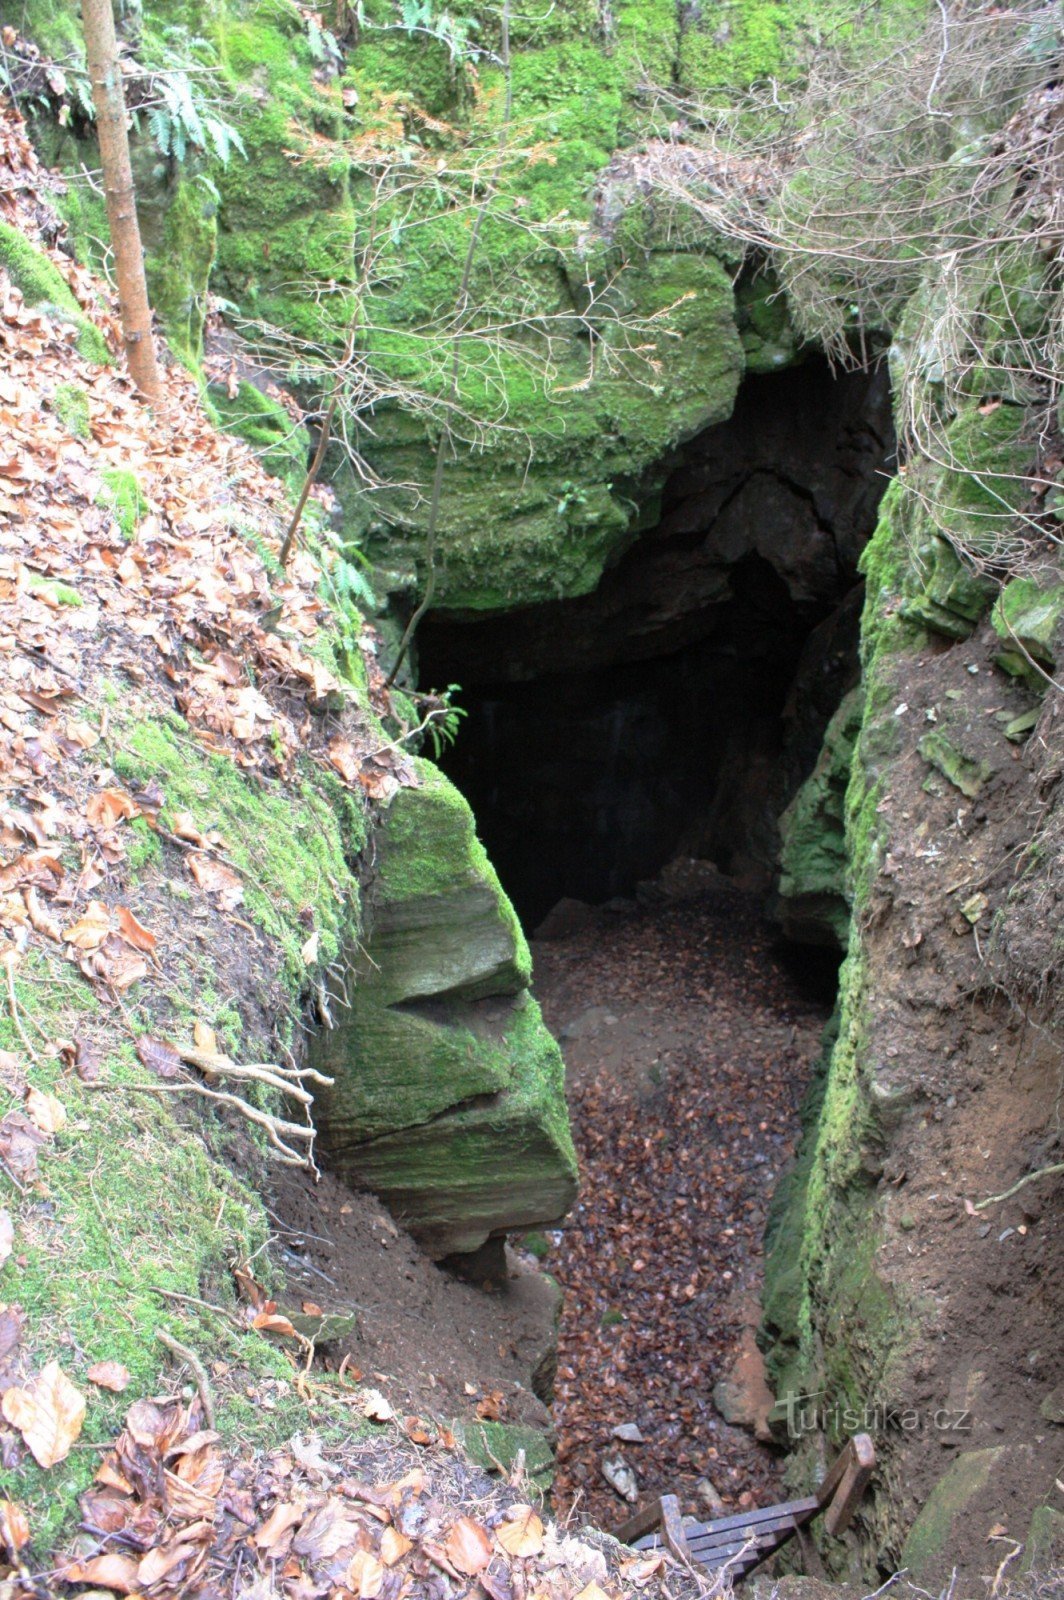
xmin=531 ymin=862 xmax=832 ymax=1530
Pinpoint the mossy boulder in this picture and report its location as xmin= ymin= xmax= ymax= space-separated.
xmin=208 ymin=380 xmax=309 ymax=494
xmin=901 ymin=1448 xmax=1004 ymax=1577
xmin=311 ymin=761 xmax=577 ymax=1255
xmin=899 ymin=533 xmax=995 ymax=641
xmin=777 ymin=687 xmax=862 ymax=948
xmin=991 ymin=575 xmax=1064 ymax=683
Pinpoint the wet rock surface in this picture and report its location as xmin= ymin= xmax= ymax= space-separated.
xmin=532 ymin=862 xmax=829 ymax=1530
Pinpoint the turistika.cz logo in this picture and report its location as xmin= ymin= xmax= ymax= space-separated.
xmin=783 ymin=1390 xmax=973 ymax=1438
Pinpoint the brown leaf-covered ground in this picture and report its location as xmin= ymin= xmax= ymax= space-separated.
xmin=6 ymin=1383 xmax=714 ymax=1600
xmin=533 ymin=863 xmax=831 ymax=1532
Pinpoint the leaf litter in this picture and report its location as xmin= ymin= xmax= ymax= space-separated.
xmin=0 ymin=94 xmax=419 ymax=1043
xmin=5 ymin=1389 xmax=710 ymax=1600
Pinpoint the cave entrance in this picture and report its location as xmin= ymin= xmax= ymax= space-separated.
xmin=418 ymin=358 xmax=893 ymax=938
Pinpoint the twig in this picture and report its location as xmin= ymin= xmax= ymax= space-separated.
xmin=2 ymin=948 xmax=42 ymax=1068
xmin=0 ymin=1153 xmax=27 ymax=1195
xmin=156 ymin=1329 xmax=216 ymax=1428
xmin=147 ymin=1285 xmax=244 ymax=1329
xmin=973 ymin=1160 xmax=1064 ymax=1211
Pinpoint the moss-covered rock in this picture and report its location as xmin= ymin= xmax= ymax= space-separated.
xmin=991 ymin=575 xmax=1064 ymax=683
xmin=777 ymin=686 xmax=862 ymax=948
xmin=899 ymin=533 xmax=995 ymax=641
xmin=454 ymin=1419 xmax=556 ymax=1496
xmin=901 ymin=1448 xmax=1004 ymax=1575
xmin=0 ymin=220 xmax=109 ymax=364
xmin=312 ymin=761 xmax=577 ymax=1254
xmin=208 ymin=380 xmax=309 ymax=494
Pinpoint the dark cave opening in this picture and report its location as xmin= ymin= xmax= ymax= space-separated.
xmin=418 ymin=358 xmax=894 ymax=949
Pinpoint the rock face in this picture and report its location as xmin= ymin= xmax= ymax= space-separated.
xmin=311 ymin=761 xmax=577 ymax=1256
xmin=776 ymin=687 xmax=863 ymax=948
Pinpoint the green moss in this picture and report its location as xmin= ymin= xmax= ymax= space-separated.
xmin=96 ymin=468 xmax=148 ymax=539
xmin=0 ymin=220 xmax=109 ymax=364
xmin=0 ymin=950 xmax=274 ymax=1553
xmin=110 ymin=716 xmax=362 ymax=986
xmin=918 ymin=729 xmax=993 ymax=799
xmin=455 ymin=1419 xmax=555 ymax=1495
xmin=899 ymin=534 xmax=995 ymax=641
xmin=26 ymin=573 xmax=82 ymax=607
xmin=901 ymin=1449 xmax=1004 ymax=1576
xmin=146 ymin=174 xmax=219 ymax=366
xmin=931 ymin=403 xmax=1032 ymax=561
xmin=676 ymin=0 xmax=925 ymax=91
xmin=52 ymin=381 xmax=91 ymax=440
xmin=991 ymin=576 xmax=1064 ymax=681
xmin=777 ymin=686 xmax=862 ymax=948
xmin=209 ymin=380 xmax=309 ymax=493
xmin=127 ymin=813 xmax=164 ymax=871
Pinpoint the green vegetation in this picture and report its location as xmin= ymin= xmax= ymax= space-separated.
xmin=0 ymin=221 xmax=109 ymax=363
xmin=96 ymin=468 xmax=148 ymax=539
xmin=110 ymin=713 xmax=364 ymax=986
xmin=0 ymin=951 xmax=276 ymax=1551
xmin=51 ymin=381 xmax=91 ymax=439
xmin=208 ymin=379 xmax=309 ymax=493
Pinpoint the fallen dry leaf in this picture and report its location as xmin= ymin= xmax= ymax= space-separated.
xmin=86 ymin=789 xmax=140 ymax=829
xmin=574 ymin=1584 xmax=614 ymax=1600
xmin=193 ymin=1020 xmax=218 ymax=1056
xmin=0 ymin=1209 xmax=12 ymax=1269
xmin=619 ymin=1552 xmax=666 ymax=1585
xmin=496 ymin=1506 xmax=545 ymax=1558
xmin=87 ymin=1360 xmax=131 ymax=1393
xmin=135 ymin=1034 xmax=183 ymax=1079
xmin=0 ymin=1499 xmax=30 ymax=1557
xmin=62 ymin=899 xmax=111 ymax=951
xmin=253 ymin=1499 xmax=303 ymax=1553
xmin=187 ymin=852 xmax=243 ymax=910
xmin=1 ymin=1358 xmax=86 ymax=1466
xmin=25 ymin=1085 xmax=66 ymax=1134
xmin=445 ymin=1515 xmax=493 ymax=1576
xmin=347 ymin=1549 xmax=385 ymax=1598
xmin=115 ymin=905 xmax=157 ymax=953
xmin=380 ymin=1526 xmax=413 ymax=1566
xmin=0 ymin=1110 xmax=45 ymax=1185
xmin=361 ymin=1388 xmax=395 ymax=1423
xmin=251 ymin=1309 xmax=299 ymax=1338
xmin=403 ymin=1414 xmax=434 ymax=1445
xmin=62 ymin=1552 xmax=140 ymax=1593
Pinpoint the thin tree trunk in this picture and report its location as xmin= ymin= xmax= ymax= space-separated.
xmin=81 ymin=0 xmax=161 ymax=402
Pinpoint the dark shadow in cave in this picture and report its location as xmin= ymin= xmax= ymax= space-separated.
xmin=419 ymin=357 xmax=894 ymax=939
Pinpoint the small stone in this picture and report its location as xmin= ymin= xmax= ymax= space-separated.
xmin=697 ymin=1477 xmax=726 ymax=1517
xmin=601 ymin=1453 xmax=639 ymax=1503
xmin=1040 ymin=1384 xmax=1064 ymax=1425
xmin=611 ymin=1422 xmax=645 ymax=1443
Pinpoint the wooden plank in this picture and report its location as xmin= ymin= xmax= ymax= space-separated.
xmin=614 ymin=1498 xmax=669 ymax=1547
xmin=688 ymin=1513 xmax=802 ymax=1555
xmin=659 ymin=1496 xmax=692 ymax=1563
xmin=684 ymin=1496 xmax=819 ymax=1542
xmin=823 ymin=1434 xmax=876 ymax=1537
xmin=616 ymin=1434 xmax=876 ymax=1579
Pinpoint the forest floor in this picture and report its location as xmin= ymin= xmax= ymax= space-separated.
xmin=531 ymin=861 xmax=831 ymax=1532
